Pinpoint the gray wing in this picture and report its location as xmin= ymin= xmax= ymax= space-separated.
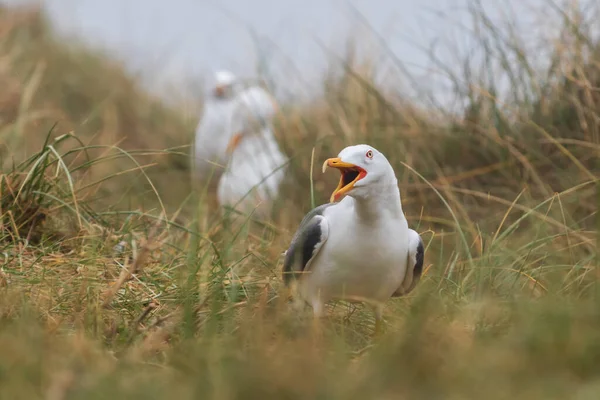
xmin=393 ymin=229 xmax=425 ymax=297
xmin=282 ymin=203 xmax=332 ymax=285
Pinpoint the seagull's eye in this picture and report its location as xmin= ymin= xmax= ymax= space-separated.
xmin=366 ymin=150 xmax=373 ymax=159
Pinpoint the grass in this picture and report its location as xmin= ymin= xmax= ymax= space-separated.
xmin=0 ymin=1 xmax=599 ymax=399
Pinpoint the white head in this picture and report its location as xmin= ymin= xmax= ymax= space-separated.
xmin=212 ymin=70 xmax=238 ymax=98
xmin=322 ymin=144 xmax=397 ymax=202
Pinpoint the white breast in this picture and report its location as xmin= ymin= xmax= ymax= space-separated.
xmin=194 ymin=100 xmax=237 ymax=176
xmin=299 ymin=198 xmax=410 ymax=304
xmin=217 ymin=128 xmax=288 ymax=217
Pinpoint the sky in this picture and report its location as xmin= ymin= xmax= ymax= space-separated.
xmin=2 ymin=0 xmax=580 ymax=107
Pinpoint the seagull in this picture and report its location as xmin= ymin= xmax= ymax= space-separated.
xmin=282 ymin=144 xmax=424 ymax=334
xmin=217 ymin=84 xmax=288 ymax=219
xmin=193 ymin=70 xmax=243 ymax=191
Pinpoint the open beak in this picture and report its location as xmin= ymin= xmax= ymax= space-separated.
xmin=322 ymin=158 xmax=367 ymax=202
xmin=226 ymin=132 xmax=243 ymax=154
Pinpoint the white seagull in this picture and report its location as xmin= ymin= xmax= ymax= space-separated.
xmin=282 ymin=144 xmax=424 ymax=334
xmin=217 ymin=84 xmax=288 ymax=219
xmin=193 ymin=70 xmax=242 ymax=190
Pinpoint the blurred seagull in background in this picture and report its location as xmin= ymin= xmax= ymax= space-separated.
xmin=193 ymin=70 xmax=243 ymax=190
xmin=217 ymin=80 xmax=288 ymax=219
xmin=282 ymin=144 xmax=424 ymax=335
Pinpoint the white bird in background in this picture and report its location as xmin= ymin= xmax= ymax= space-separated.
xmin=282 ymin=144 xmax=425 ymax=335
xmin=217 ymin=82 xmax=288 ymax=219
xmin=193 ymin=70 xmax=242 ymax=190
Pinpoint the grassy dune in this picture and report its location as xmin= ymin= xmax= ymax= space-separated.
xmin=1 ymin=2 xmax=599 ymax=399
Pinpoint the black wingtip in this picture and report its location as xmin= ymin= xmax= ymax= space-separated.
xmin=281 ymin=203 xmax=331 ymax=287
xmin=413 ymin=239 xmax=425 ymax=279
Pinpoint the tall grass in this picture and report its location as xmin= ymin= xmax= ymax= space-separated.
xmin=0 ymin=1 xmax=599 ymax=399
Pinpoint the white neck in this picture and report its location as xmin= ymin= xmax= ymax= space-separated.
xmin=353 ymin=179 xmax=405 ymax=222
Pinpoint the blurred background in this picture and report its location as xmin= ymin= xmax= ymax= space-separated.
xmin=2 ymin=0 xmax=558 ymax=104
xmin=3 ymin=0 xmax=591 ymax=215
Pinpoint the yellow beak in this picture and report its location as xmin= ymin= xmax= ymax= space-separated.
xmin=322 ymin=158 xmax=367 ymax=202
xmin=226 ymin=132 xmax=243 ymax=154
